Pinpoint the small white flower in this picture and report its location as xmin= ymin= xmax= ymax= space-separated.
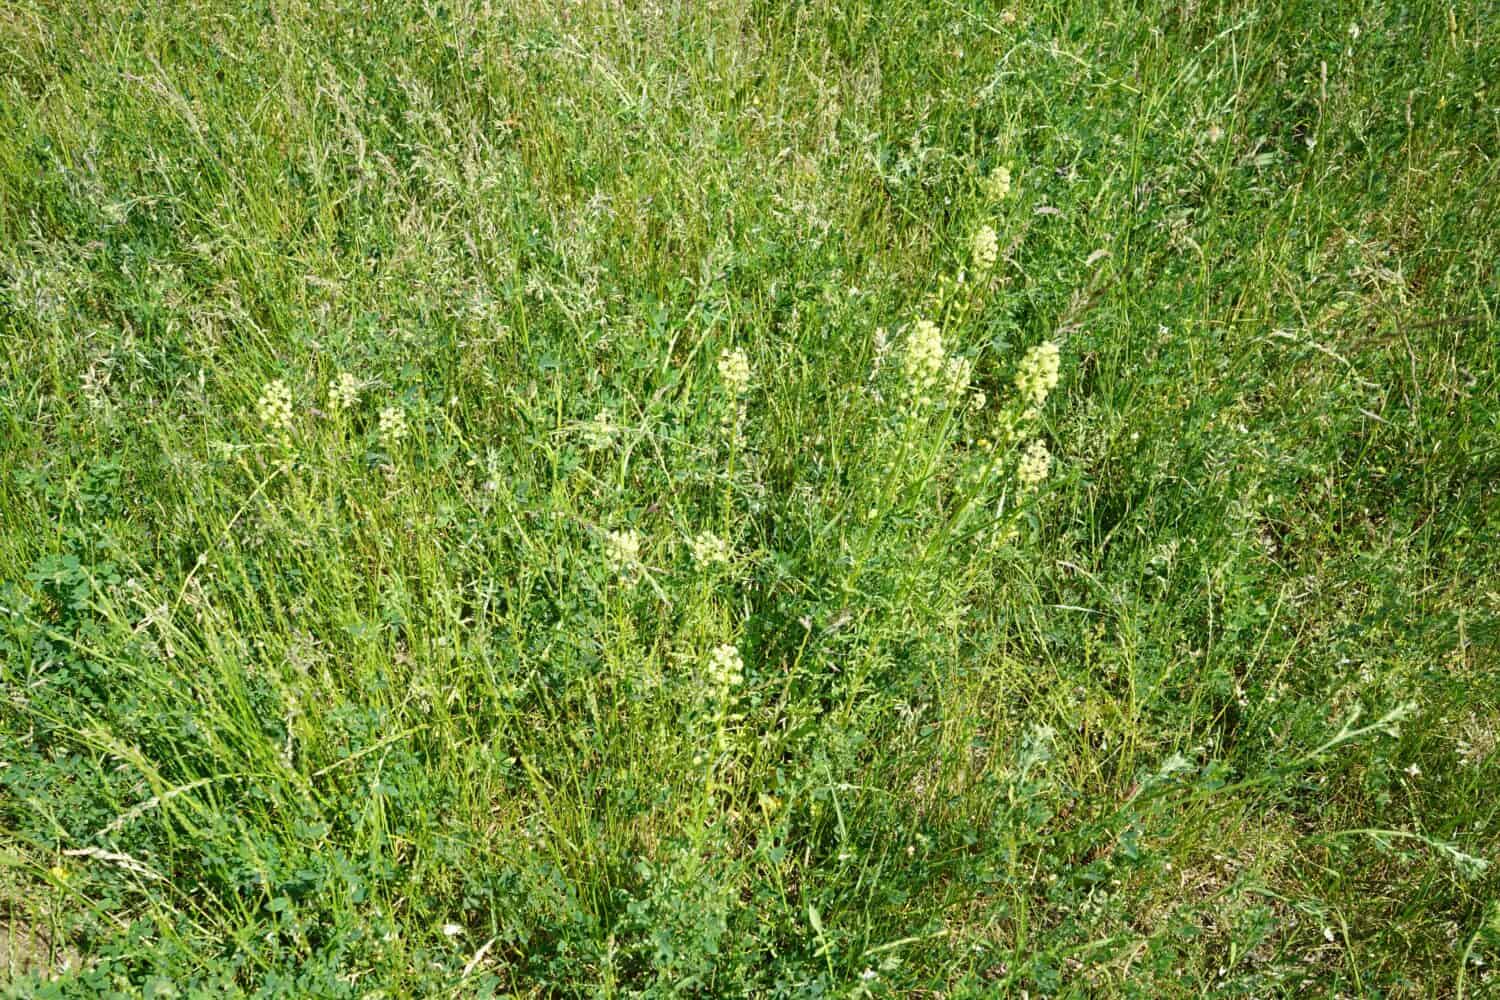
xmin=328 ymin=373 xmax=361 ymax=412
xmin=1017 ymin=438 xmax=1052 ymax=487
xmin=689 ymin=531 xmax=732 ymax=567
xmin=707 ymin=643 xmax=745 ymax=691
xmin=604 ymin=529 xmax=643 ymax=583
xmin=256 ymin=380 xmax=294 ymax=434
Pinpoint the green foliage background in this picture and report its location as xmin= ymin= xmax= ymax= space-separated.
xmin=1 ymin=0 xmax=1496 ymax=995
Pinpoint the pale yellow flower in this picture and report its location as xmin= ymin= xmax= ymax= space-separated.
xmin=378 ymin=405 xmax=408 ymax=447
xmin=707 ymin=643 xmax=745 ymax=690
xmin=1014 ymin=341 xmax=1061 ymax=407
xmin=903 ymin=319 xmax=946 ymax=402
xmin=985 ymin=164 xmax=1013 ymax=201
xmin=604 ymin=528 xmax=643 ymax=583
xmin=1017 ymin=438 xmax=1052 ymax=487
xmin=328 ymin=373 xmax=361 ymax=412
xmin=257 ymin=380 xmax=294 ymax=434
xmin=717 ymin=348 xmax=751 ymax=397
xmin=972 ymin=224 xmax=999 ymax=271
xmin=689 ymin=531 xmax=732 ymax=566
xmin=945 ymin=355 xmax=974 ymax=395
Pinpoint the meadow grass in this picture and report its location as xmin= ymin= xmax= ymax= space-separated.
xmin=1 ymin=0 xmax=1497 ymax=995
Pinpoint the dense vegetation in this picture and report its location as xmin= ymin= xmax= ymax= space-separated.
xmin=2 ymin=0 xmax=1496 ymax=995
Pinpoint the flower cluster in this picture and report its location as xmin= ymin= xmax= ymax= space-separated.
xmin=717 ymin=348 xmax=751 ymax=398
xmin=717 ymin=347 xmax=753 ymax=443
xmin=1017 ymin=438 xmax=1052 ymax=487
xmin=257 ymin=380 xmax=294 ymax=435
xmin=1014 ymin=341 xmax=1061 ymax=408
xmin=985 ymin=164 xmax=1013 ymax=202
xmin=902 ymin=318 xmax=947 ymax=404
xmin=689 ymin=531 xmax=732 ymax=567
xmin=902 ymin=318 xmax=975 ymax=408
xmin=706 ymin=643 xmax=745 ymax=692
xmin=972 ymin=224 xmax=999 ymax=272
xmin=604 ymin=528 xmax=643 ymax=583
xmin=328 ymin=373 xmax=361 ymax=412
xmin=378 ymin=405 xmax=409 ymax=448
xmin=945 ymin=355 xmax=973 ymax=396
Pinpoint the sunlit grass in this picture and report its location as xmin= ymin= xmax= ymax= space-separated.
xmin=1 ymin=0 xmax=1496 ymax=995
